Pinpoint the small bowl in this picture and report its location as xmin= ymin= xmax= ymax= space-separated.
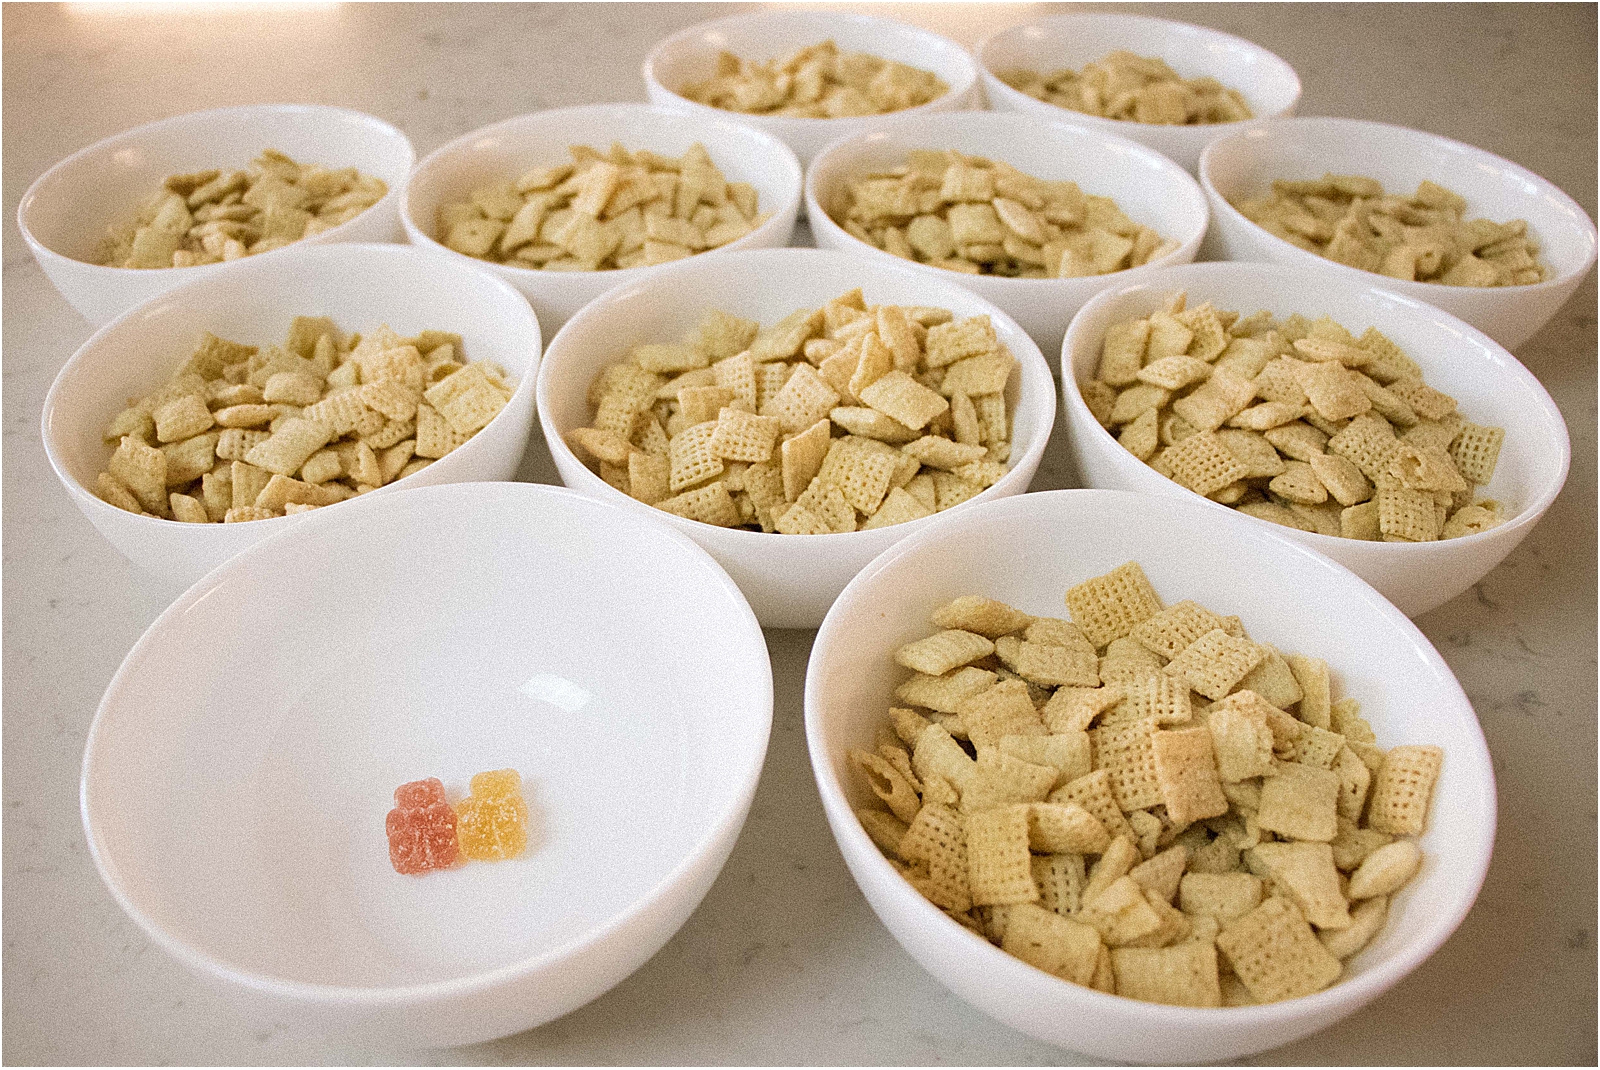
xmin=18 ymin=104 xmax=416 ymax=327
xmin=643 ymin=10 xmax=982 ymax=167
xmin=806 ymin=488 xmax=1495 ymax=1063
xmin=537 ymin=247 xmax=1056 ymax=629
xmin=42 ymin=243 xmax=542 ymax=593
xmin=82 ymin=481 xmax=773 ymax=1047
xmin=401 ymin=103 xmax=802 ymax=338
xmin=1200 ymin=117 xmax=1599 ymax=350
xmin=805 ymin=110 xmax=1209 ymax=357
xmin=976 ymin=13 xmax=1301 ymax=173
xmin=1060 ymin=262 xmax=1570 ymax=618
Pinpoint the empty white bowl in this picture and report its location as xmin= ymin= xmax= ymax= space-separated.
xmin=1060 ymin=262 xmax=1571 ymax=618
xmin=805 ymin=110 xmax=1209 ymax=357
xmin=537 ymin=247 xmax=1056 ymax=629
xmin=806 ymin=488 xmax=1495 ymax=1063
xmin=42 ymin=243 xmax=542 ymax=593
xmin=18 ymin=104 xmax=416 ymax=327
xmin=82 ymin=480 xmax=772 ymax=1048
xmin=400 ymin=103 xmax=802 ymax=338
xmin=1200 ymin=117 xmax=1599 ymax=350
xmin=643 ymin=10 xmax=982 ymax=167
xmin=976 ymin=13 xmax=1301 ymax=173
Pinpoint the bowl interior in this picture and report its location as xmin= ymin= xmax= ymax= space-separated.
xmin=1204 ymin=122 xmax=1599 ymax=281
xmin=980 ymin=14 xmax=1300 ymax=120
xmin=1062 ymin=265 xmax=1570 ymax=531
xmin=810 ymin=489 xmax=1493 ymax=1005
xmin=44 ymin=245 xmax=540 ymax=510
xmin=22 ymin=105 xmax=414 ymax=265
xmin=84 ymin=483 xmax=770 ymax=990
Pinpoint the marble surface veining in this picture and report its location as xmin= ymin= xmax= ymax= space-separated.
xmin=3 ymin=3 xmax=1594 ymax=1064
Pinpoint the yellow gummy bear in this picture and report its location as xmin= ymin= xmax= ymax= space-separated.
xmin=454 ymin=768 xmax=528 ymax=862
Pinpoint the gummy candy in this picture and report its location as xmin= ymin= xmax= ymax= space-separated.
xmin=385 ymin=777 xmax=460 ymax=875
xmin=455 ymin=768 xmax=528 ymax=862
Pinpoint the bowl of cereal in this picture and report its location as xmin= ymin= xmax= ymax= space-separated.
xmin=400 ymin=103 xmax=802 ymax=337
xmin=643 ymin=11 xmax=981 ymax=167
xmin=975 ymin=13 xmax=1302 ymax=173
xmin=537 ymin=247 xmax=1055 ymax=629
xmin=42 ymin=243 xmax=541 ymax=592
xmin=805 ymin=110 xmax=1209 ymax=357
xmin=18 ymin=104 xmax=415 ymax=327
xmin=1199 ymin=117 xmax=1599 ymax=350
xmin=1060 ymin=261 xmax=1570 ymax=618
xmin=81 ymin=480 xmax=773 ymax=1047
xmin=805 ymin=488 xmax=1494 ymax=1062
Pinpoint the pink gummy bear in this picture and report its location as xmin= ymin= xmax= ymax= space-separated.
xmin=385 ymin=777 xmax=460 ymax=875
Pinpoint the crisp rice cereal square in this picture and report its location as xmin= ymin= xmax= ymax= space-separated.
xmin=1065 ymin=561 xmax=1163 ymax=648
xmin=1152 ymin=727 xmax=1229 ymax=825
xmin=966 ymin=806 xmax=1041 ymax=906
xmin=1216 ymin=897 xmax=1342 ymax=1003
xmin=1365 ymin=744 xmax=1443 ymax=835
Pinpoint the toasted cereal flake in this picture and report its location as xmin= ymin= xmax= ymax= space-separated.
xmin=856 ymin=809 xmax=910 ymax=860
xmin=1003 ymin=903 xmax=1103 ymax=985
xmin=961 ymin=748 xmax=1059 ymax=813
xmin=930 ymin=596 xmax=1031 ymax=638
xmin=656 ymin=482 xmax=741 ymax=526
xmin=956 ymin=679 xmax=1045 ymax=748
xmin=1026 ymin=800 xmax=1109 ymax=855
xmin=966 ymin=805 xmax=1040 ymax=906
xmin=1365 ymin=744 xmax=1442 ymax=835
xmin=1089 ymin=718 xmax=1163 ymax=813
xmin=1179 ymin=872 xmax=1264 ymax=921
xmin=896 ymin=630 xmax=995 ymax=677
xmin=899 ymin=803 xmax=971 ymax=912
xmin=1217 ymin=897 xmax=1341 ymax=1003
xmin=1065 ymin=561 xmax=1163 ymax=648
xmin=912 ymin=723 xmax=978 ymax=791
xmin=1132 ymin=600 xmax=1227 ymax=660
xmin=1113 ymin=941 xmax=1222 ymax=1007
xmin=1205 ymin=692 xmax=1277 ymax=781
xmin=1257 ymin=762 xmax=1340 ymax=842
xmin=895 ymin=665 xmax=997 ymax=714
xmin=1049 ymin=769 xmax=1136 ymax=842
xmin=1079 ymin=874 xmax=1167 ymax=947
xmin=1152 ymin=727 xmax=1229 ymax=825
xmin=850 ymin=749 xmax=922 ymax=824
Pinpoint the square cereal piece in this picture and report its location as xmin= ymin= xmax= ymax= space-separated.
xmin=243 ymin=418 xmax=334 ymax=476
xmin=994 ymin=635 xmax=1098 ymax=688
xmin=1179 ymin=872 xmax=1264 ymax=921
xmin=1048 ymin=769 xmax=1136 ymax=843
xmin=1112 ymin=673 xmax=1192 ymax=727
xmin=1128 ymin=843 xmax=1189 ymax=903
xmin=1286 ymin=654 xmax=1333 ymax=729
xmin=153 ymin=393 xmax=215 ymax=443
xmin=1033 ymin=852 xmax=1089 ymax=916
xmin=1257 ymin=762 xmax=1340 ymax=842
xmin=895 ymin=629 xmax=995 ymax=676
xmin=1377 ymin=485 xmax=1440 ymax=541
xmin=423 ymin=362 xmax=506 ymax=435
xmin=1132 ymin=600 xmax=1227 ymax=660
xmin=938 ymin=351 xmax=1013 ymax=398
xmin=1079 ymin=875 xmax=1167 ymax=947
xmin=818 ymin=438 xmax=898 ymax=514
xmin=1248 ymin=841 xmax=1350 ymax=930
xmin=1366 ymin=744 xmax=1443 ymax=835
xmin=1237 ymin=646 xmax=1303 ymax=709
xmin=1113 ymin=941 xmax=1222 ymax=1007
xmin=1162 ymin=431 xmax=1250 ymax=497
xmin=930 ymin=596 xmax=1031 ymax=638
xmin=1098 ymin=318 xmax=1150 ymax=387
xmin=792 ymin=478 xmax=856 ymax=533
xmin=1171 ymin=370 xmax=1256 ymax=432
xmin=780 ymin=418 xmax=832 ymax=502
xmin=1449 ymin=422 xmax=1504 ymax=485
xmin=656 ymin=482 xmax=742 ymax=527
xmin=1099 ymin=637 xmax=1166 ymax=684
xmin=1152 ymin=727 xmax=1229 ymax=825
xmin=627 ymin=451 xmax=671 ymax=505
xmin=415 ymin=404 xmax=472 ymax=459
xmin=858 ymin=371 xmax=949 ymax=432
xmin=961 ymin=748 xmax=1059 ymax=813
xmin=1065 ymin=561 xmax=1163 ymax=648
xmin=1003 ymin=903 xmax=1103 ymax=986
xmin=1041 ymin=685 xmax=1124 ymax=733
xmin=899 ymin=803 xmax=971 ymax=912
xmin=1216 ymin=897 xmax=1342 ymax=1003
xmin=707 ymin=406 xmax=782 ymax=463
xmin=965 ymin=805 xmax=1040 ymax=906
xmin=1026 ymin=801 xmax=1110 ymax=855
xmin=1205 ymin=692 xmax=1277 ymax=781
xmin=861 ymin=486 xmax=934 ymax=529
xmin=956 ymin=679 xmax=1045 ymax=748
xmin=924 ymin=316 xmax=998 ymax=368
xmin=1002 ymin=732 xmax=1092 ymax=789
xmin=1089 ymin=718 xmax=1163 ymax=812
xmin=913 ymin=723 xmax=978 ymax=792
xmin=895 ymin=665 xmax=996 ymax=714
xmin=761 ymin=363 xmax=839 ymax=435
xmin=669 ymin=420 xmax=724 ymax=492
xmin=1163 ymin=629 xmax=1266 ymax=701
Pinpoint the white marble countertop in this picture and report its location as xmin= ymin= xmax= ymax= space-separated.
xmin=3 ymin=3 xmax=1594 ymax=1064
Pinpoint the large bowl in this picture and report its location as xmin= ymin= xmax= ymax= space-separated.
xmin=400 ymin=103 xmax=802 ymax=339
xmin=18 ymin=104 xmax=416 ymax=327
xmin=806 ymin=488 xmax=1495 ymax=1063
xmin=82 ymin=481 xmax=773 ymax=1048
xmin=805 ymin=110 xmax=1209 ymax=357
xmin=537 ymin=247 xmax=1056 ymax=629
xmin=643 ymin=10 xmax=982 ymax=167
xmin=976 ymin=13 xmax=1302 ymax=173
xmin=1059 ymin=262 xmax=1571 ymax=618
xmin=1200 ymin=117 xmax=1599 ymax=350
xmin=42 ymin=243 xmax=542 ymax=593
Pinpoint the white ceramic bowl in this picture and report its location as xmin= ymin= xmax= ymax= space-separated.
xmin=805 ymin=110 xmax=1210 ymax=358
xmin=1200 ymin=117 xmax=1599 ymax=351
xmin=806 ymin=488 xmax=1495 ymax=1063
xmin=401 ymin=103 xmax=802 ymax=339
xmin=42 ymin=243 xmax=542 ymax=593
xmin=538 ymin=247 xmax=1056 ymax=629
xmin=18 ymin=104 xmax=416 ymax=328
xmin=643 ymin=10 xmax=982 ymax=167
xmin=1060 ymin=262 xmax=1570 ymax=618
xmin=82 ymin=481 xmax=772 ymax=1048
xmin=976 ymin=13 xmax=1301 ymax=173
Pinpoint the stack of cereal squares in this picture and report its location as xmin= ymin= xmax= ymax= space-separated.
xmin=830 ymin=149 xmax=1175 ymax=279
xmin=852 ymin=561 xmax=1442 ymax=1007
xmin=1081 ymin=293 xmax=1507 ymax=541
xmin=95 ymin=317 xmax=513 ymax=523
xmin=680 ymin=40 xmax=947 ymax=118
xmin=437 ymin=142 xmax=768 ymax=271
xmin=997 ymin=51 xmax=1253 ymax=125
xmin=566 ymin=290 xmax=1015 ymax=533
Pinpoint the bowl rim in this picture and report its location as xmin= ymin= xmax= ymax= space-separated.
xmin=803 ymin=111 xmax=1211 ymax=291
xmin=804 ymin=486 xmax=1497 ymax=1024
xmin=17 ymin=102 xmax=416 ymax=275
xmin=40 ymin=242 xmax=543 ymax=537
xmin=535 ymin=245 xmax=1058 ymax=542
xmin=80 ymin=479 xmax=774 ymax=1005
xmin=1198 ymin=115 xmax=1600 ymax=292
xmin=1057 ymin=260 xmax=1573 ymax=555
xmin=642 ymin=9 xmax=980 ymax=128
xmin=974 ymin=11 xmax=1303 ymax=135
xmin=397 ymin=101 xmax=804 ymax=285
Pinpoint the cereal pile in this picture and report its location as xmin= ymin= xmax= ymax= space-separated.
xmin=97 ymin=149 xmax=386 ymax=269
xmin=998 ymin=52 xmax=1252 ymax=125
xmin=1232 ymin=174 xmax=1548 ymax=287
xmin=386 ymin=770 xmax=529 ymax=876
xmin=830 ymin=150 xmax=1175 ymax=279
xmin=680 ymin=40 xmax=947 ymax=118
xmin=1081 ymin=294 xmax=1506 ymax=541
xmin=437 ymin=142 xmax=768 ymax=271
xmin=566 ymin=290 xmax=1016 ymax=533
xmin=95 ymin=318 xmax=514 ymax=523
xmin=852 ymin=562 xmax=1441 ymax=1007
